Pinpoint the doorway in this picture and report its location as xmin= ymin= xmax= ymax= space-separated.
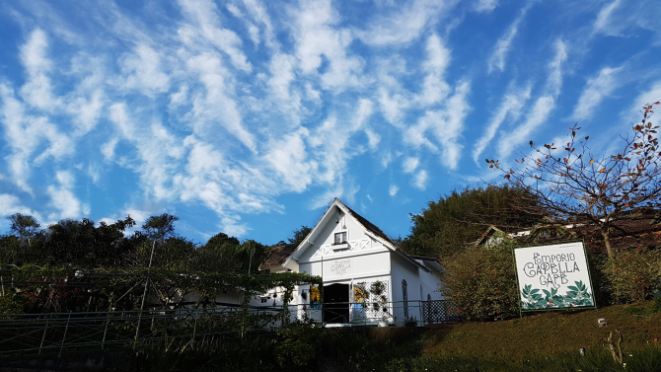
xmin=323 ymin=283 xmax=349 ymax=323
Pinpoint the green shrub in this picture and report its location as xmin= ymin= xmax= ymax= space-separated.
xmin=0 ymin=294 xmax=25 ymax=315
xmin=653 ymin=295 xmax=661 ymax=312
xmin=439 ymin=243 xmax=519 ymax=320
xmin=274 ymin=318 xmax=322 ymax=370
xmin=602 ymin=247 xmax=661 ymax=304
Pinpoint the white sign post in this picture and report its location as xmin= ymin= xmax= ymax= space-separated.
xmin=513 ymin=242 xmax=595 ymax=311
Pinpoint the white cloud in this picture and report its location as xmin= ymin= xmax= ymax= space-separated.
xmin=186 ymin=53 xmax=257 ymax=152
xmin=0 ymin=84 xmax=73 ymax=193
xmin=403 ymin=157 xmax=419 ymax=173
xmin=118 ymin=44 xmax=170 ymax=96
xmin=19 ymin=28 xmax=62 ymax=112
xmin=0 ymin=194 xmax=42 ymax=220
xmin=357 ymin=0 xmax=454 ymax=46
xmin=497 ymin=40 xmax=567 ymax=160
xmin=473 ymin=0 xmax=498 ymax=13
xmin=628 ymin=80 xmax=661 ymax=120
xmin=416 ymin=34 xmax=451 ymax=106
xmin=389 ymin=185 xmax=399 ymax=197
xmin=571 ymin=66 xmax=622 ymax=121
xmin=404 ymin=80 xmax=472 ymax=169
xmin=177 ymin=0 xmax=252 ymax=72
xmin=242 ymin=0 xmax=276 ymax=48
xmin=473 ymin=84 xmax=532 ymax=163
xmin=292 ymin=0 xmax=364 ymax=91
xmin=488 ymin=4 xmax=531 ymax=73
xmin=220 ymin=216 xmax=250 ymax=237
xmin=412 ymin=170 xmax=428 ymax=190
xmin=47 ymin=171 xmax=90 ymax=220
xmin=593 ymin=0 xmax=621 ymax=35
xmin=498 ymin=95 xmax=555 ymax=160
xmin=264 ymin=128 xmax=315 ymax=193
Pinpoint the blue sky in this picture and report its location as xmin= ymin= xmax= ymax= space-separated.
xmin=1 ymin=0 xmax=661 ymax=245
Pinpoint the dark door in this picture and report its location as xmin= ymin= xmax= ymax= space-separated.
xmin=324 ymin=283 xmax=349 ymax=323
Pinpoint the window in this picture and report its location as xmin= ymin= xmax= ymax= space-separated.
xmin=334 ymin=232 xmax=347 ymax=244
xmin=261 ymin=298 xmax=267 ymax=303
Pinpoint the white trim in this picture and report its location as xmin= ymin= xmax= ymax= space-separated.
xmin=332 ymin=243 xmax=349 ymax=251
xmin=299 ymin=249 xmax=388 ymax=264
xmin=322 ymin=271 xmax=391 ymax=283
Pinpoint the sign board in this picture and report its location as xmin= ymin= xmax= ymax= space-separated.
xmin=513 ymin=242 xmax=595 ymax=311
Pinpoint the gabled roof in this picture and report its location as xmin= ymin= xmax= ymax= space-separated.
xmin=344 ymin=205 xmax=394 ymax=245
xmin=258 ymin=244 xmax=296 ymax=271
xmin=283 ymin=198 xmax=432 ymax=272
xmin=473 ymin=225 xmax=512 ymax=246
xmin=477 ymin=218 xmax=661 ymax=253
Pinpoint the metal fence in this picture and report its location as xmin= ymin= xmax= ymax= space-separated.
xmin=296 ymin=299 xmax=460 ymax=327
xmin=0 ymin=306 xmax=283 ymax=356
xmin=0 ymin=300 xmax=459 ymax=357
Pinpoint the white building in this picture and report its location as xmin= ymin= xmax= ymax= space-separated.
xmin=257 ymin=198 xmax=443 ymax=326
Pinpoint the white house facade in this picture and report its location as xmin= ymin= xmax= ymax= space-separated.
xmin=256 ymin=198 xmax=443 ymax=326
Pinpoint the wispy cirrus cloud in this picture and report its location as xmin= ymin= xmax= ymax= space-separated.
xmin=473 ymin=83 xmax=531 ymax=163
xmin=497 ymin=39 xmax=567 ymax=160
xmin=571 ymin=66 xmax=622 ymax=121
xmin=593 ymin=0 xmax=621 ymax=36
xmin=487 ymin=3 xmax=533 ymax=73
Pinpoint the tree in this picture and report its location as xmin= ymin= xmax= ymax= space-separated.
xmin=288 ymin=226 xmax=311 ymax=247
xmin=45 ymin=218 xmax=96 ymax=266
xmin=141 ymin=213 xmax=179 ymax=241
xmin=400 ymin=185 xmax=539 ymax=258
xmin=7 ymin=213 xmax=40 ymax=245
xmin=487 ymin=102 xmax=661 ymax=258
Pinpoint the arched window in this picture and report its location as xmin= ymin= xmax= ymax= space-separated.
xmin=402 ymin=279 xmax=408 ymax=318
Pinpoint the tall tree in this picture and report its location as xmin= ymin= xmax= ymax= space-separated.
xmin=7 ymin=213 xmax=40 ymax=245
xmin=141 ymin=213 xmax=179 ymax=242
xmin=487 ymin=102 xmax=661 ymax=258
xmin=401 ymin=185 xmax=539 ymax=257
xmin=45 ymin=218 xmax=96 ymax=267
xmin=288 ymin=225 xmax=311 ymax=247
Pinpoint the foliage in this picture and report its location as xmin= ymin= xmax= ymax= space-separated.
xmin=287 ymin=225 xmax=312 ymax=247
xmin=602 ymin=247 xmax=661 ymax=303
xmin=137 ymin=335 xmax=279 ymax=372
xmin=0 ymin=294 xmax=25 ymax=315
xmin=401 ymin=185 xmax=540 ymax=258
xmin=43 ymin=216 xmax=140 ymax=268
xmin=142 ymin=213 xmax=179 ymax=241
xmin=335 ymin=328 xmax=425 ymax=372
xmin=0 ymin=212 xmax=271 ymax=274
xmin=439 ymin=242 xmax=520 ymax=320
xmin=487 ymin=102 xmax=661 ymax=258
xmin=6 ymin=213 xmax=40 ymax=243
xmin=0 ymin=266 xmax=322 ymax=314
xmin=274 ymin=318 xmax=322 ymax=370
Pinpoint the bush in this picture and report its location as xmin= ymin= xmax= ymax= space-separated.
xmin=439 ymin=243 xmax=519 ymax=320
xmin=0 ymin=294 xmax=25 ymax=315
xmin=602 ymin=247 xmax=661 ymax=304
xmin=274 ymin=318 xmax=322 ymax=370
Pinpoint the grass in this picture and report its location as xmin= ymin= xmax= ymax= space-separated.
xmin=336 ymin=301 xmax=661 ymax=372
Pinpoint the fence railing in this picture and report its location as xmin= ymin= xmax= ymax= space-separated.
xmin=294 ymin=300 xmax=460 ymax=326
xmin=0 ymin=306 xmax=284 ymax=356
xmin=0 ymin=300 xmax=459 ymax=356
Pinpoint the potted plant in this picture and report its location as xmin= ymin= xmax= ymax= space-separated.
xmin=378 ymin=313 xmax=389 ymax=327
xmin=370 ymin=281 xmax=385 ymax=296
